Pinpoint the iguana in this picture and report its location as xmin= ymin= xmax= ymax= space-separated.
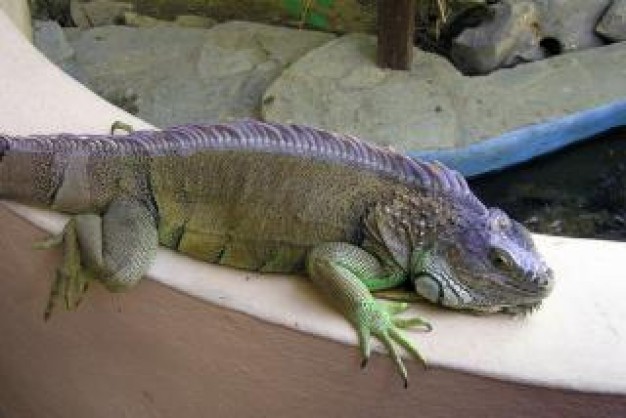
xmin=0 ymin=120 xmax=554 ymax=386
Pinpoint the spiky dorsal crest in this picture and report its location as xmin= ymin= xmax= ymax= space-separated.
xmin=173 ymin=120 xmax=487 ymax=213
xmin=2 ymin=120 xmax=487 ymax=213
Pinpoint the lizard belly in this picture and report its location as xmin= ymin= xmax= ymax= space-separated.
xmin=160 ymin=200 xmax=362 ymax=273
xmin=150 ymin=151 xmax=389 ymax=273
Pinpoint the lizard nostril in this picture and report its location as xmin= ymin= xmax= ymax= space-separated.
xmin=537 ymin=268 xmax=554 ymax=291
xmin=524 ymin=266 xmax=553 ymax=291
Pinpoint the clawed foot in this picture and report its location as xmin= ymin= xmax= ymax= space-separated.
xmin=110 ymin=120 xmax=134 ymax=135
xmin=34 ymin=219 xmax=92 ymax=320
xmin=356 ymin=300 xmax=431 ymax=388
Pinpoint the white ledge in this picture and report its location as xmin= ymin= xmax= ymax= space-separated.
xmin=1 ymin=9 xmax=625 ymax=416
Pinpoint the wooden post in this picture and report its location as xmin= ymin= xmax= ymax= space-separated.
xmin=377 ymin=0 xmax=416 ymax=70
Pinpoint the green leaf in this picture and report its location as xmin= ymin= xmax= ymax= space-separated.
xmin=306 ymin=11 xmax=329 ymax=29
xmin=316 ymin=0 xmax=335 ymax=9
xmin=283 ymin=0 xmax=304 ymax=17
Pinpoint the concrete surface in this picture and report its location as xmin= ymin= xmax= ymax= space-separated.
xmin=2 ymin=206 xmax=626 ymax=418
xmin=0 ymin=0 xmax=31 ymax=40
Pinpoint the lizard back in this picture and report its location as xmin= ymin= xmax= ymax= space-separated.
xmin=0 ymin=120 xmax=487 ymax=272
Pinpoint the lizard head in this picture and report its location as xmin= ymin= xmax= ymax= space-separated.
xmin=410 ymin=206 xmax=554 ymax=314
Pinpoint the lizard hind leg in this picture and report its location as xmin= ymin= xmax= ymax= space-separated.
xmin=35 ymin=199 xmax=158 ymax=319
xmin=36 ymin=218 xmax=93 ymax=320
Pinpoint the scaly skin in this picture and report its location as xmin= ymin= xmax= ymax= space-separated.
xmin=0 ymin=120 xmax=554 ymax=386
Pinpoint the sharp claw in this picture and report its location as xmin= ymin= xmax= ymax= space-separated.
xmin=404 ymin=378 xmax=409 ymax=389
xmin=39 ymin=218 xmax=92 ymax=320
xmin=378 ymin=330 xmax=409 ymax=386
xmin=393 ymin=316 xmax=432 ymax=332
xmin=381 ymin=301 xmax=410 ymax=315
xmin=361 ymin=358 xmax=368 ymax=369
xmin=110 ymin=121 xmax=134 ymax=135
xmin=388 ymin=327 xmax=427 ymax=368
xmin=33 ymin=234 xmax=63 ymax=250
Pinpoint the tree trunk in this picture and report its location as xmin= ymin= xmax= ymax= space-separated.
xmin=377 ymin=0 xmax=416 ymax=70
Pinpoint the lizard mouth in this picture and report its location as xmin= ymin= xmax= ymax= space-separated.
xmin=456 ymin=270 xmax=554 ymax=314
xmin=464 ymin=299 xmax=544 ymax=316
xmin=500 ymin=301 xmax=544 ymax=316
xmin=498 ymin=265 xmax=555 ymax=298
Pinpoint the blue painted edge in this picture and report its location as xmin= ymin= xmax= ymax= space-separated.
xmin=408 ymin=98 xmax=626 ymax=178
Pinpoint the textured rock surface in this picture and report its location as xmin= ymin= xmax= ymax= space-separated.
xmin=121 ymin=11 xmax=169 ymax=27
xmin=70 ymin=0 xmax=133 ymax=28
xmin=63 ymin=21 xmax=333 ymax=126
xmin=174 ymin=14 xmax=216 ymax=28
xmin=533 ymin=0 xmax=611 ymax=51
xmin=263 ymin=33 xmax=626 ymax=152
xmin=597 ymin=0 xmax=626 ymax=42
xmin=34 ymin=20 xmax=74 ymax=63
xmin=450 ymin=1 xmax=543 ymax=74
xmin=450 ymin=0 xmax=613 ymax=74
xmin=264 ymin=34 xmax=462 ymax=150
xmin=33 ymin=20 xmax=87 ymax=83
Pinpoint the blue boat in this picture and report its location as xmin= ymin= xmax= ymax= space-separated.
xmin=413 ymin=99 xmax=626 ymax=177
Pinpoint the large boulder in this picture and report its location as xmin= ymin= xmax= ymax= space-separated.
xmin=450 ymin=1 xmax=543 ymax=74
xmin=596 ymin=0 xmax=626 ymax=42
xmin=450 ymin=0 xmax=613 ymax=74
xmin=262 ymin=33 xmax=626 ymax=152
xmin=64 ymin=21 xmax=334 ymax=126
xmin=532 ymin=0 xmax=611 ymax=51
xmin=70 ymin=0 xmax=133 ymax=28
xmin=33 ymin=20 xmax=87 ymax=82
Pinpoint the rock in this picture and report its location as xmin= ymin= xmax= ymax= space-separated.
xmin=29 ymin=0 xmax=73 ymax=26
xmin=264 ymin=34 xmax=462 ymax=150
xmin=532 ymin=0 xmax=611 ymax=51
xmin=32 ymin=20 xmax=87 ymax=83
xmin=448 ymin=0 xmax=614 ymax=73
xmin=262 ymin=33 xmax=626 ymax=153
xmin=122 ymin=11 xmax=218 ymax=29
xmin=33 ymin=20 xmax=74 ymax=62
xmin=174 ymin=15 xmax=216 ymax=29
xmin=122 ymin=11 xmax=172 ymax=28
xmin=70 ymin=0 xmax=133 ymax=28
xmin=596 ymin=0 xmax=626 ymax=42
xmin=450 ymin=1 xmax=544 ymax=74
xmin=65 ymin=25 xmax=208 ymax=124
xmin=65 ymin=22 xmax=334 ymax=126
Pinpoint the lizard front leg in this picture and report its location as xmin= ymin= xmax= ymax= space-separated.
xmin=307 ymin=242 xmax=430 ymax=387
xmin=36 ymin=198 xmax=158 ymax=319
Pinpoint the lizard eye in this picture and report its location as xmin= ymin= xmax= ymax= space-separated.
xmin=489 ymin=248 xmax=513 ymax=270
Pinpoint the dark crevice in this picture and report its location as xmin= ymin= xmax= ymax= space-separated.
xmin=540 ymin=37 xmax=563 ymax=57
